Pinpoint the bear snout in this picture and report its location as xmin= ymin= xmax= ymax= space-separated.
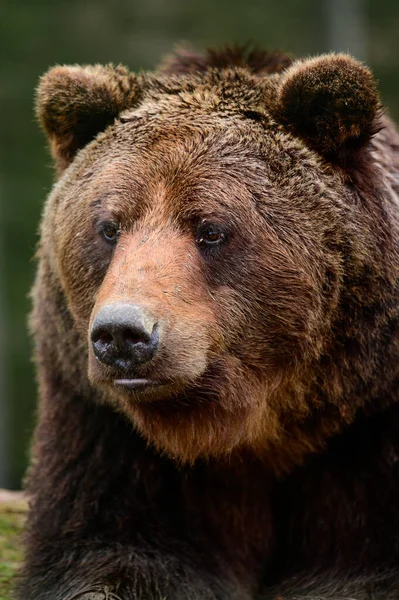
xmin=90 ymin=303 xmax=159 ymax=372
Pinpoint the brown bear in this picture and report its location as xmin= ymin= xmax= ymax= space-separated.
xmin=19 ymin=46 xmax=399 ymax=600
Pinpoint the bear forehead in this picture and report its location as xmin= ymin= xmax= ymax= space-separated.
xmin=65 ymin=118 xmax=334 ymax=237
xmin=75 ymin=129 xmax=272 ymax=224
xmin=80 ymin=113 xmax=314 ymax=181
xmin=60 ymin=68 xmax=337 ymax=222
xmin=83 ymin=73 xmax=317 ymax=184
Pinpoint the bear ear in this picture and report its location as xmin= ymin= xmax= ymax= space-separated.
xmin=36 ymin=64 xmax=141 ymax=173
xmin=271 ymin=54 xmax=381 ymax=162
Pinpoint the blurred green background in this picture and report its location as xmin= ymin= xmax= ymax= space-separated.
xmin=1 ymin=0 xmax=399 ymax=489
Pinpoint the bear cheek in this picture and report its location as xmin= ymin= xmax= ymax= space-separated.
xmin=56 ymin=232 xmax=107 ymax=333
xmin=212 ymin=239 xmax=324 ymax=373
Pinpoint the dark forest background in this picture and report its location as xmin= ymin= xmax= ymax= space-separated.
xmin=1 ymin=0 xmax=399 ymax=488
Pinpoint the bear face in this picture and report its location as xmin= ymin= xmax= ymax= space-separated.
xmin=35 ymin=54 xmax=398 ymax=470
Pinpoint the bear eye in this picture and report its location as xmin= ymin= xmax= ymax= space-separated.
xmin=100 ymin=222 xmax=120 ymax=244
xmin=196 ymin=224 xmax=226 ymax=248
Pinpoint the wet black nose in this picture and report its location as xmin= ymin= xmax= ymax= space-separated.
xmin=91 ymin=304 xmax=159 ymax=371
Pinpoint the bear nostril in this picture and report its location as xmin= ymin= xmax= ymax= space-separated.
xmin=122 ymin=328 xmax=149 ymax=346
xmin=96 ymin=331 xmax=114 ymax=346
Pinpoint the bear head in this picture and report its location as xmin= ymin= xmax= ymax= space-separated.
xmin=35 ymin=49 xmax=398 ymax=473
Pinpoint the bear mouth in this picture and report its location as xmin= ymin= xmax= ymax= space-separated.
xmin=114 ymin=378 xmax=162 ymax=391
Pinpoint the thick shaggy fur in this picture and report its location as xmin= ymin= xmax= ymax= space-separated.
xmin=19 ymin=46 xmax=399 ymax=599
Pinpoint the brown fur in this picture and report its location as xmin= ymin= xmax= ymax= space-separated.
xmin=19 ymin=46 xmax=399 ymax=599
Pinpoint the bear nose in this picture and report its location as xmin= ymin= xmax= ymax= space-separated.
xmin=91 ymin=304 xmax=159 ymax=371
